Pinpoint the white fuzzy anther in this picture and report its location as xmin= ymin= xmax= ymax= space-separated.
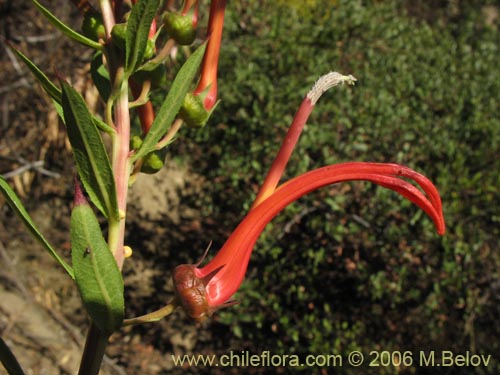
xmin=307 ymin=72 xmax=357 ymax=105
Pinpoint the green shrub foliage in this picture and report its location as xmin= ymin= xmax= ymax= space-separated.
xmin=180 ymin=1 xmax=499 ymax=373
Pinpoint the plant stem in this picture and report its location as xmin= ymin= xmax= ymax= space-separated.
xmin=79 ymin=3 xmax=128 ymax=373
xmin=123 ymin=298 xmax=179 ymax=326
xmin=78 ymin=323 xmax=110 ymax=375
xmin=98 ymin=0 xmax=116 ymax=39
xmin=156 ymin=118 xmax=183 ymax=149
xmin=108 ymin=76 xmax=131 ymax=270
xmin=0 ymin=336 xmax=25 ymax=375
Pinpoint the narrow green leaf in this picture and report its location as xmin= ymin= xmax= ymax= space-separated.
xmin=71 ymin=201 xmax=124 ymax=334
xmin=125 ymin=0 xmax=160 ymax=75
xmin=132 ymin=42 xmax=207 ymax=162
xmin=7 ymin=45 xmax=114 ymax=135
xmin=90 ymin=51 xmax=111 ymax=102
xmin=0 ymin=176 xmax=74 ymax=279
xmin=54 ymin=95 xmax=114 ymax=135
xmin=8 ymin=44 xmax=61 ymax=103
xmin=61 ymin=82 xmax=118 ymax=220
xmin=0 ymin=336 xmax=26 ymax=375
xmin=52 ymin=99 xmax=63 ymax=119
xmin=31 ymin=0 xmax=102 ymax=50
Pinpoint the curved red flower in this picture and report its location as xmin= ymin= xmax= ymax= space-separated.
xmin=172 ymin=72 xmax=446 ymax=322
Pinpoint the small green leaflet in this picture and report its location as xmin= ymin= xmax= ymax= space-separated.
xmin=31 ymin=0 xmax=102 ymax=50
xmin=0 ymin=176 xmax=74 ymax=279
xmin=125 ymin=0 xmax=160 ymax=76
xmin=61 ymin=82 xmax=119 ymax=220
xmin=132 ymin=42 xmax=207 ymax=162
xmin=71 ymin=200 xmax=124 ymax=334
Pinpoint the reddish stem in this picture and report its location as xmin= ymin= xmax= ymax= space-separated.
xmin=109 ymin=84 xmax=131 ymax=269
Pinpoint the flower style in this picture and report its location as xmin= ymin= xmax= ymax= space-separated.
xmin=172 ymin=72 xmax=446 ymax=322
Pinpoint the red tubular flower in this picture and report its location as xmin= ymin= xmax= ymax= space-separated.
xmin=252 ymin=72 xmax=357 ymax=208
xmin=172 ymin=72 xmax=446 ymax=322
xmin=193 ymin=0 xmax=226 ymax=110
xmin=129 ymin=13 xmax=157 ymax=134
xmin=130 ymin=80 xmax=155 ymax=134
xmin=149 ymin=18 xmax=157 ymax=40
xmin=178 ymin=0 xmax=226 ymax=128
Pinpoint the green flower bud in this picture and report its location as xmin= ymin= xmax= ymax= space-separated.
xmin=81 ymin=12 xmax=106 ymax=42
xmin=143 ymin=38 xmax=155 ymax=60
xmin=130 ymin=135 xmax=143 ymax=151
xmin=179 ymin=93 xmax=210 ymax=128
xmin=131 ymin=136 xmax=167 ymax=174
xmin=111 ymin=23 xmax=127 ymax=51
xmin=141 ymin=149 xmax=167 ymax=174
xmin=164 ymin=12 xmax=196 ymax=45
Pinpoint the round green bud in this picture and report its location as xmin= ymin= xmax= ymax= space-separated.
xmin=164 ymin=12 xmax=196 ymax=46
xmin=141 ymin=149 xmax=166 ymax=174
xmin=81 ymin=12 xmax=106 ymax=42
xmin=179 ymin=93 xmax=209 ymax=128
xmin=130 ymin=135 xmax=143 ymax=151
xmin=111 ymin=23 xmax=127 ymax=51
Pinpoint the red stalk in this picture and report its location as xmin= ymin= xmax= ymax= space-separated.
xmin=252 ymin=72 xmax=357 ymax=208
xmin=193 ymin=0 xmax=226 ymax=109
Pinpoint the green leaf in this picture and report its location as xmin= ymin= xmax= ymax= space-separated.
xmin=7 ymin=43 xmax=61 ymax=103
xmin=90 ymin=51 xmax=111 ymax=102
xmin=125 ymin=0 xmax=160 ymax=75
xmin=31 ymin=0 xmax=102 ymax=50
xmin=71 ymin=201 xmax=124 ymax=334
xmin=52 ymin=98 xmax=64 ymax=118
xmin=7 ymin=45 xmax=114 ymax=134
xmin=0 ymin=336 xmax=26 ymax=375
xmin=0 ymin=176 xmax=74 ymax=279
xmin=132 ymin=42 xmax=207 ymax=162
xmin=61 ymin=82 xmax=119 ymax=220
